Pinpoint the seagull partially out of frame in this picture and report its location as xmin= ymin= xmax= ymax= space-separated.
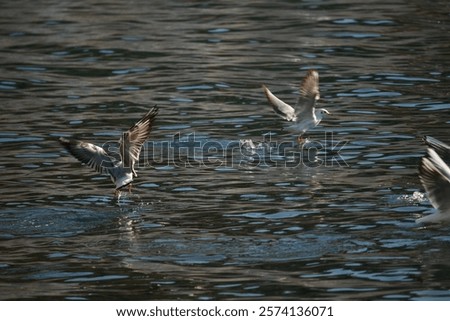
xmin=416 ymin=136 xmax=450 ymax=224
xmin=59 ymin=106 xmax=158 ymax=196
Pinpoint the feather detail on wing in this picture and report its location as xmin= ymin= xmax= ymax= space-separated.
xmin=59 ymin=137 xmax=116 ymax=174
xmin=419 ymin=148 xmax=450 ymax=213
xmin=423 ymin=135 xmax=450 ymax=165
xmin=295 ymin=70 xmax=320 ymax=117
xmin=120 ymin=106 xmax=159 ymax=173
xmin=262 ymin=84 xmax=297 ymax=121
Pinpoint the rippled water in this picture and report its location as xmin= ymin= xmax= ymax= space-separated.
xmin=1 ymin=0 xmax=450 ymax=300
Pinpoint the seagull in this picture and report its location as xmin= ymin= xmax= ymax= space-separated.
xmin=262 ymin=70 xmax=330 ymax=143
xmin=416 ymin=145 xmax=450 ymax=224
xmin=59 ymin=106 xmax=158 ymax=196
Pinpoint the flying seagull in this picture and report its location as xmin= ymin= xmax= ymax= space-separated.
xmin=416 ymin=140 xmax=450 ymax=224
xmin=59 ymin=106 xmax=158 ymax=196
xmin=262 ymin=70 xmax=330 ymax=143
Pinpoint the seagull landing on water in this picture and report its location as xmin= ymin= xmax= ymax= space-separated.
xmin=59 ymin=106 xmax=158 ymax=197
xmin=416 ymin=136 xmax=450 ymax=224
xmin=262 ymin=70 xmax=330 ymax=143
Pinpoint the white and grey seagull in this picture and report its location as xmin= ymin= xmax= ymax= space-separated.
xmin=416 ymin=136 xmax=450 ymax=224
xmin=59 ymin=106 xmax=158 ymax=196
xmin=262 ymin=70 xmax=330 ymax=143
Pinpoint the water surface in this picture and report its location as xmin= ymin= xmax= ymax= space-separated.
xmin=1 ymin=0 xmax=450 ymax=300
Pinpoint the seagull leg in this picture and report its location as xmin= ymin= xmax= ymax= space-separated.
xmin=114 ymin=189 xmax=121 ymax=198
xmin=128 ymin=183 xmax=132 ymax=193
xmin=297 ymin=135 xmax=305 ymax=145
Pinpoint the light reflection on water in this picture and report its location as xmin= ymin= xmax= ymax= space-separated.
xmin=1 ymin=0 xmax=450 ymax=300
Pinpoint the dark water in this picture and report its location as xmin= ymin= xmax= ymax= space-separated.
xmin=1 ymin=0 xmax=450 ymax=300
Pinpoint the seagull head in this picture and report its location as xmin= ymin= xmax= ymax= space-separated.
xmin=320 ymin=108 xmax=331 ymax=116
xmin=315 ymin=108 xmax=331 ymax=122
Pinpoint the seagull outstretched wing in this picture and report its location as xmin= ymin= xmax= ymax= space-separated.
xmin=120 ymin=106 xmax=159 ymax=175
xmin=295 ymin=69 xmax=320 ymax=119
xmin=59 ymin=137 xmax=117 ymax=174
xmin=262 ymin=84 xmax=297 ymax=121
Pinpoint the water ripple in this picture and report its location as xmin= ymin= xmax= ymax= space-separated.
xmin=1 ymin=0 xmax=450 ymax=301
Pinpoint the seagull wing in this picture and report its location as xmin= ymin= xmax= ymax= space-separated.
xmin=262 ymin=84 xmax=297 ymax=121
xmin=423 ymin=135 xmax=450 ymax=165
xmin=59 ymin=137 xmax=117 ymax=174
xmin=294 ymin=70 xmax=320 ymax=118
xmin=420 ymin=148 xmax=450 ymax=213
xmin=120 ymin=106 xmax=159 ymax=172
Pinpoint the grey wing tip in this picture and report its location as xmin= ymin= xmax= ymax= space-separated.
xmin=58 ymin=137 xmax=80 ymax=157
xmin=307 ymin=69 xmax=319 ymax=76
xmin=141 ymin=105 xmax=159 ymax=123
xmin=131 ymin=105 xmax=159 ymax=129
xmin=262 ymin=84 xmax=269 ymax=97
xmin=59 ymin=136 xmax=69 ymax=144
xmin=262 ymin=85 xmax=274 ymax=103
xmin=149 ymin=105 xmax=159 ymax=116
xmin=423 ymin=135 xmax=434 ymax=146
xmin=261 ymin=84 xmax=270 ymax=99
xmin=423 ymin=135 xmax=445 ymax=148
xmin=58 ymin=137 xmax=73 ymax=150
xmin=303 ymin=70 xmax=319 ymax=83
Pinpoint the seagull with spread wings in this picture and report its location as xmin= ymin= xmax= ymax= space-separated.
xmin=416 ymin=136 xmax=450 ymax=224
xmin=262 ymin=70 xmax=330 ymax=143
xmin=59 ymin=106 xmax=158 ymax=196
